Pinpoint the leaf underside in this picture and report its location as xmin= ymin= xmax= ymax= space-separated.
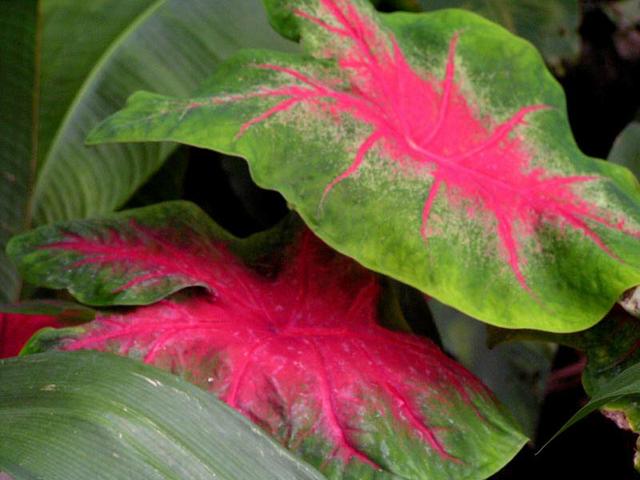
xmin=14 ymin=201 xmax=525 ymax=480
xmin=88 ymin=0 xmax=640 ymax=332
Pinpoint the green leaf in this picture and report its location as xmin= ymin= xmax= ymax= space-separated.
xmin=609 ymin=122 xmax=640 ymax=178
xmin=7 ymin=201 xmax=239 ymax=306
xmin=0 ymin=299 xmax=95 ymax=323
xmin=13 ymin=203 xmax=526 ymax=479
xmin=0 ymin=0 xmax=38 ymax=303
xmin=412 ymin=0 xmax=580 ymax=71
xmin=0 ymin=0 xmax=294 ymax=302
xmin=33 ymin=0 xmax=295 ymax=224
xmin=0 ymin=351 xmax=324 ymax=480
xmin=491 ymin=308 xmax=640 ymax=466
xmin=430 ymin=299 xmax=555 ymax=438
xmin=88 ymin=0 xmax=640 ymax=332
xmin=541 ymin=358 xmax=640 ymax=455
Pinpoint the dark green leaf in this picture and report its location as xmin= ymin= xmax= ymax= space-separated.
xmin=0 ymin=351 xmax=324 ymax=480
xmin=0 ymin=0 xmax=37 ymax=302
xmin=413 ymin=0 xmax=580 ymax=71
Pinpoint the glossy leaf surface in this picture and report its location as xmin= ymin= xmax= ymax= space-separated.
xmin=0 ymin=351 xmax=324 ymax=480
xmin=89 ymin=0 xmax=640 ymax=332
xmin=15 ymin=202 xmax=525 ymax=479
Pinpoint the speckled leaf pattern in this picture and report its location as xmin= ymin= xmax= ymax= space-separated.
xmin=88 ymin=0 xmax=640 ymax=332
xmin=14 ymin=202 xmax=525 ymax=480
xmin=7 ymin=202 xmax=239 ymax=306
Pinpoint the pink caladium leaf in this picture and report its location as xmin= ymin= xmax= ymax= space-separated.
xmin=13 ymin=202 xmax=525 ymax=479
xmin=0 ymin=313 xmax=61 ymax=358
xmin=88 ymin=0 xmax=640 ymax=332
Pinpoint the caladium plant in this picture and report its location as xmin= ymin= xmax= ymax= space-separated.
xmin=0 ymin=313 xmax=60 ymax=359
xmin=87 ymin=0 xmax=640 ymax=333
xmin=9 ymin=201 xmax=525 ymax=479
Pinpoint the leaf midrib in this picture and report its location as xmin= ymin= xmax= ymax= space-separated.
xmin=29 ymin=0 xmax=166 ymax=223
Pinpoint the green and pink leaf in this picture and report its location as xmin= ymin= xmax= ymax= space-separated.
xmin=13 ymin=202 xmax=525 ymax=480
xmin=88 ymin=0 xmax=640 ymax=332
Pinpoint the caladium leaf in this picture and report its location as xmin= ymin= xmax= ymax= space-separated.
xmin=15 ymin=202 xmax=526 ymax=479
xmin=88 ymin=0 xmax=640 ymax=332
xmin=0 ymin=0 xmax=296 ymax=304
xmin=7 ymin=202 xmax=239 ymax=306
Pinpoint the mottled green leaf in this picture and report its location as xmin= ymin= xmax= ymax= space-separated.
xmin=0 ymin=351 xmax=324 ymax=480
xmin=89 ymin=0 xmax=640 ymax=332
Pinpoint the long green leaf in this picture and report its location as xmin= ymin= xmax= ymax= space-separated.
xmin=32 ymin=0 xmax=295 ymax=225
xmin=0 ymin=351 xmax=324 ymax=480
xmin=0 ymin=0 xmax=38 ymax=302
xmin=0 ymin=0 xmax=294 ymax=302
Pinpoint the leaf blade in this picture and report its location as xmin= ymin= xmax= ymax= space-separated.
xmin=0 ymin=351 xmax=325 ymax=480
xmin=0 ymin=0 xmax=38 ymax=302
xmin=17 ymin=203 xmax=527 ymax=479
xmin=7 ymin=201 xmax=239 ymax=306
xmin=541 ymin=361 xmax=640 ymax=453
xmin=32 ymin=0 xmax=296 ymax=225
xmin=88 ymin=1 xmax=640 ymax=332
